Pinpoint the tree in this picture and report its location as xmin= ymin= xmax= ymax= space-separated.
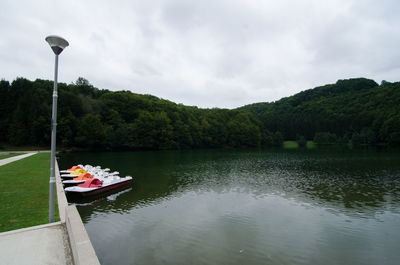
xmin=296 ymin=134 xmax=307 ymax=148
xmin=238 ymin=78 xmax=392 ymax=146
xmin=338 ymin=135 xmax=350 ymax=145
xmin=273 ymin=131 xmax=284 ymax=147
xmin=57 ymin=111 xmax=77 ymax=147
xmin=227 ymin=112 xmax=261 ymax=148
xmin=3 ymin=76 xmax=400 ymax=150
xmin=380 ymin=80 xmax=391 ymax=87
xmin=359 ymin=127 xmax=376 ymax=145
xmin=0 ymin=80 xmax=10 ymax=141
xmin=75 ymin=114 xmax=106 ymax=149
xmin=133 ymin=111 xmax=174 ymax=149
xmin=105 ymin=123 xmax=136 ymax=150
xmin=261 ymin=128 xmax=274 ymax=147
xmin=314 ymin=132 xmax=337 ymax=145
xmin=8 ymin=106 xmax=29 ymax=145
xmin=380 ymin=114 xmax=400 ymax=145
xmin=75 ymin=77 xmax=91 ymax=87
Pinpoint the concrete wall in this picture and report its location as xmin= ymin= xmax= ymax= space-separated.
xmin=55 ymin=162 xmax=68 ymax=223
xmin=55 ymin=161 xmax=100 ymax=265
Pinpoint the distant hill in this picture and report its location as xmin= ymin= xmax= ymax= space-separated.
xmin=0 ymin=77 xmax=262 ymax=150
xmin=1 ymin=77 xmax=399 ymax=150
xmin=238 ymin=78 xmax=400 ymax=145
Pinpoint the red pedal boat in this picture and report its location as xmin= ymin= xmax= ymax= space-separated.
xmin=64 ymin=176 xmax=132 ymax=197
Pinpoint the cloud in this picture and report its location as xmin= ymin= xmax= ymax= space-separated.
xmin=1 ymin=0 xmax=400 ymax=108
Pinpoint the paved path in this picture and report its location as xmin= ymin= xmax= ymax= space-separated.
xmin=0 ymin=222 xmax=73 ymax=265
xmin=0 ymin=152 xmax=38 ymax=166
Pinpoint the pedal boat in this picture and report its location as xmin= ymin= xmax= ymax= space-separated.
xmin=64 ymin=176 xmax=132 ymax=197
xmin=62 ymin=173 xmax=94 ymax=187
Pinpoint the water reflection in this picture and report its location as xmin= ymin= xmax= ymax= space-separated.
xmin=60 ymin=148 xmax=400 ymax=265
xmin=60 ymin=148 xmax=400 ymax=219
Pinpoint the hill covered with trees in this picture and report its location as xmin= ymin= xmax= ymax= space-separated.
xmin=0 ymin=77 xmax=265 ymax=150
xmin=238 ymin=78 xmax=400 ymax=146
xmin=1 ymin=77 xmax=399 ymax=150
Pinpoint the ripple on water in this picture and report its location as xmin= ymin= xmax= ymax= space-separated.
xmin=68 ymin=149 xmax=400 ymax=265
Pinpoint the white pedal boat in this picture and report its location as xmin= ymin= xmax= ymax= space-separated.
xmin=61 ymin=171 xmax=119 ymax=179
xmin=64 ymin=176 xmax=132 ymax=197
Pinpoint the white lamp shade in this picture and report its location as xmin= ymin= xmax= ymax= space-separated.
xmin=45 ymin=35 xmax=69 ymax=55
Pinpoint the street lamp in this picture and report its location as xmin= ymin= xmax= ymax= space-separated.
xmin=45 ymin=35 xmax=69 ymax=223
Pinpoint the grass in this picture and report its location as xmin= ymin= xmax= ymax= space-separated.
xmin=283 ymin=141 xmax=317 ymax=149
xmin=0 ymin=153 xmax=59 ymax=232
xmin=306 ymin=141 xmax=317 ymax=149
xmin=283 ymin=141 xmax=299 ymax=149
xmin=0 ymin=153 xmax=23 ymax=160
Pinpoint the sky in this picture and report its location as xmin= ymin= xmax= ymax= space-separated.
xmin=1 ymin=0 xmax=400 ymax=108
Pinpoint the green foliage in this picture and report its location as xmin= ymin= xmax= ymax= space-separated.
xmin=2 ymin=76 xmax=400 ymax=150
xmin=273 ymin=131 xmax=284 ymax=147
xmin=283 ymin=141 xmax=298 ymax=149
xmin=314 ymin=132 xmax=338 ymax=145
xmin=351 ymin=128 xmax=376 ymax=146
xmin=75 ymin=114 xmax=106 ymax=149
xmin=261 ymin=129 xmax=274 ymax=147
xmin=338 ymin=135 xmax=350 ymax=145
xmin=296 ymin=135 xmax=307 ymax=148
xmin=226 ymin=112 xmax=261 ymax=147
xmin=380 ymin=114 xmax=400 ymax=145
xmin=306 ymin=141 xmax=317 ymax=149
xmin=133 ymin=111 xmax=174 ymax=149
xmin=240 ymin=78 xmax=400 ymax=146
xmin=2 ymin=77 xmax=270 ymax=150
xmin=0 ymin=79 xmax=11 ymax=142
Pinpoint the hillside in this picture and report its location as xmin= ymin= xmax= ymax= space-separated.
xmin=0 ymin=77 xmax=263 ymax=150
xmin=238 ymin=78 xmax=400 ymax=145
xmin=1 ymin=77 xmax=399 ymax=150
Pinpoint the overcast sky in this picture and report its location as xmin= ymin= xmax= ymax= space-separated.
xmin=1 ymin=0 xmax=400 ymax=108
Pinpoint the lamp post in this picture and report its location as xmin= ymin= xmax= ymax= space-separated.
xmin=45 ymin=35 xmax=69 ymax=223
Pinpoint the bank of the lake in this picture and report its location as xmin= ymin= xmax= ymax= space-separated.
xmin=60 ymin=148 xmax=400 ymax=265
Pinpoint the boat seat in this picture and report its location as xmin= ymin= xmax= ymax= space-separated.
xmin=67 ymin=165 xmax=81 ymax=171
xmin=78 ymin=178 xmax=103 ymax=188
xmin=73 ymin=173 xmax=94 ymax=181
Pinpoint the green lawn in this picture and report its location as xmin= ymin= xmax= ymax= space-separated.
xmin=283 ymin=141 xmax=299 ymax=149
xmin=0 ymin=153 xmax=22 ymax=160
xmin=306 ymin=141 xmax=317 ymax=149
xmin=283 ymin=141 xmax=317 ymax=149
xmin=0 ymin=153 xmax=59 ymax=232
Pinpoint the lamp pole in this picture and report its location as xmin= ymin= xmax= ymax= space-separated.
xmin=45 ymin=35 xmax=69 ymax=223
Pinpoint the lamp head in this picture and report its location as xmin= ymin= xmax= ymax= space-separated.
xmin=45 ymin=35 xmax=69 ymax=55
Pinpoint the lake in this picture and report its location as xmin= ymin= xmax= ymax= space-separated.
xmin=59 ymin=148 xmax=400 ymax=265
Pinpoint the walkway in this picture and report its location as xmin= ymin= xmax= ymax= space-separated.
xmin=0 ymin=152 xmax=38 ymax=166
xmin=0 ymin=222 xmax=73 ymax=265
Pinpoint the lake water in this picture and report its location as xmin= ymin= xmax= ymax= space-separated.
xmin=60 ymin=148 xmax=400 ymax=265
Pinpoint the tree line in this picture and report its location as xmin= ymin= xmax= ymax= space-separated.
xmin=239 ymin=78 xmax=400 ymax=146
xmin=0 ymin=77 xmax=276 ymax=150
xmin=1 ymin=77 xmax=399 ymax=150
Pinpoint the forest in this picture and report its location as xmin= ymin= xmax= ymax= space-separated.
xmin=239 ymin=78 xmax=400 ymax=146
xmin=0 ymin=77 xmax=399 ymax=150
